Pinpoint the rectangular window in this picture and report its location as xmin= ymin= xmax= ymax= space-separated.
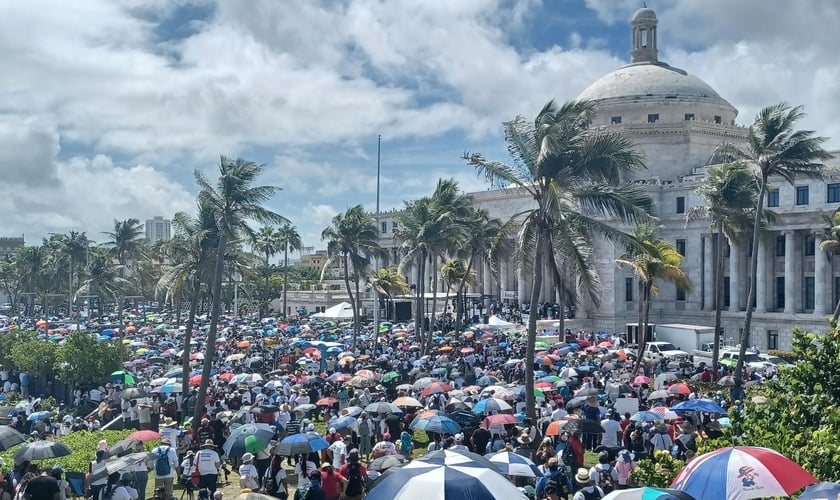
xmin=625 ymin=277 xmax=634 ymax=302
xmin=392 ymin=221 xmax=399 ymax=233
xmin=714 ymin=115 xmax=722 ymax=124
xmin=767 ymin=189 xmax=779 ymax=208
xmin=724 ymin=242 xmax=731 ymax=257
xmin=767 ymin=330 xmax=779 ymax=350
xmin=805 ymin=276 xmax=815 ymax=310
xmin=684 ymin=113 xmax=695 ymax=121
xmin=747 ymin=236 xmax=753 ymax=258
xmin=804 ymin=235 xmax=816 ymax=256
xmin=648 ymin=113 xmax=659 ymax=123
xmin=776 ymin=276 xmax=785 ymax=309
xmin=796 ymin=185 xmax=809 ymax=205
xmin=611 ymin=116 xmax=622 ymax=124
xmin=676 ymin=239 xmax=686 ymax=256
xmin=676 ymin=287 xmax=686 ymax=301
xmin=828 ymin=183 xmax=840 ymax=203
xmin=776 ymin=235 xmax=786 ymax=257
xmin=676 ymin=196 xmax=685 ymax=214
xmin=381 ymin=221 xmax=387 ymax=234
xmin=723 ymin=276 xmax=731 ymax=307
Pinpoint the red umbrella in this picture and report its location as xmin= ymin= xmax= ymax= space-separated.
xmin=355 ymin=369 xmax=376 ymax=378
xmin=668 ymin=382 xmax=692 ymax=395
xmin=480 ymin=414 xmax=519 ymax=429
xmin=316 ymin=397 xmax=339 ymax=406
xmin=421 ymin=382 xmax=453 ymax=397
xmin=534 ymin=382 xmax=554 ymax=390
xmin=219 ymin=372 xmax=235 ymax=382
xmin=189 ymin=375 xmax=203 ymax=386
xmin=126 ymin=430 xmax=161 ymax=442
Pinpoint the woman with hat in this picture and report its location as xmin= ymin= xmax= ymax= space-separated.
xmin=614 ymin=450 xmax=637 ymax=490
xmin=572 ymin=467 xmax=603 ymax=500
xmin=195 ymin=440 xmax=221 ymax=494
xmin=238 ymin=453 xmax=259 ymax=491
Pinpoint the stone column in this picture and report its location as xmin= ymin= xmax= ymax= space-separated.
xmin=703 ymin=235 xmax=714 ymax=310
xmin=729 ymin=240 xmax=740 ymax=312
xmin=482 ymin=261 xmax=493 ymax=296
xmin=517 ymin=264 xmax=528 ymax=304
xmin=815 ymin=232 xmax=827 ymax=314
xmin=756 ymin=235 xmax=767 ymax=312
xmin=784 ymin=231 xmax=795 ymax=314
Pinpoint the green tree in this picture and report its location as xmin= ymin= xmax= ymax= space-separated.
xmin=819 ymin=209 xmax=840 ymax=321
xmin=11 ymin=339 xmax=57 ymax=380
xmin=55 ymin=331 xmax=128 ymax=388
xmin=75 ymin=247 xmax=128 ymax=318
xmin=102 ymin=218 xmax=145 ymax=266
xmin=687 ymin=163 xmax=758 ymax=374
xmin=369 ymin=265 xmax=410 ymax=325
xmin=616 ymin=224 xmax=692 ymax=374
xmin=321 ymin=205 xmax=383 ymax=348
xmin=715 ymin=103 xmax=831 ymax=380
xmin=193 ymin=156 xmax=286 ymax=427
xmin=465 ymin=100 xmax=651 ymax=418
xmin=451 ymin=207 xmax=503 ymax=332
xmin=276 ymin=224 xmax=303 ymax=318
xmin=0 ymin=329 xmax=37 ymax=370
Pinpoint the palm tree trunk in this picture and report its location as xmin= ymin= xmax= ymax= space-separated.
xmin=193 ymin=233 xmax=227 ymax=429
xmin=343 ymin=254 xmax=358 ymax=349
xmin=353 ymin=273 xmax=361 ymax=346
xmin=633 ymin=280 xmax=645 ymax=374
xmin=455 ymin=255 xmax=475 ymax=333
xmin=282 ymin=246 xmax=289 ymax=318
xmin=430 ymin=257 xmax=439 ymax=338
xmin=181 ymin=278 xmax=201 ymax=397
xmin=737 ymin=179 xmax=767 ymax=381
xmin=525 ymin=234 xmax=545 ymax=419
xmin=712 ymin=227 xmax=726 ymax=377
xmin=418 ymin=252 xmax=427 ymax=354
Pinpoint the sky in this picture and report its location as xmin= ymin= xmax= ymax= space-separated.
xmin=2 ymin=0 xmax=839 ymax=258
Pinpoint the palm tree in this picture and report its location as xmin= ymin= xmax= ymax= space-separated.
xmin=616 ymin=224 xmax=692 ymax=374
xmin=253 ymin=227 xmax=281 ymax=267
xmin=17 ymin=245 xmax=50 ymax=316
xmin=321 ymin=205 xmax=384 ymax=348
xmin=157 ymin=202 xmax=220 ymax=396
xmin=75 ymin=247 xmax=128 ymax=319
xmin=451 ymin=207 xmax=503 ymax=332
xmin=715 ymin=103 xmax=832 ymax=380
xmin=193 ymin=156 xmax=286 ymax=427
xmin=687 ymin=163 xmax=757 ymax=374
xmin=102 ymin=218 xmax=145 ymax=265
xmin=819 ymin=209 xmax=840 ymax=321
xmin=465 ymin=99 xmax=651 ymax=418
xmin=276 ymin=224 xmax=303 ymax=318
xmin=370 ymin=265 xmax=410 ymax=348
xmin=440 ymin=258 xmax=476 ymax=331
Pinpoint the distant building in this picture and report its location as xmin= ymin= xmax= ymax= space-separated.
xmin=145 ymin=216 xmax=171 ymax=243
xmin=0 ymin=236 xmax=24 ymax=258
xmin=300 ymin=250 xmax=344 ymax=278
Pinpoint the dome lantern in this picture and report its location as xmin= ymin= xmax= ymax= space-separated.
xmin=631 ymin=5 xmax=658 ymax=63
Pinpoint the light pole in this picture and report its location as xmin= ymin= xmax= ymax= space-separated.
xmin=373 ymin=134 xmax=381 ymax=354
xmin=76 ymin=294 xmax=98 ymax=331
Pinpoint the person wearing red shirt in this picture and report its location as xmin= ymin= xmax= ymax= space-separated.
xmin=318 ymin=463 xmax=347 ymax=500
xmin=339 ymin=450 xmax=368 ymax=500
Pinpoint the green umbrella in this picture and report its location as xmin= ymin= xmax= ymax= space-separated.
xmin=380 ymin=372 xmax=400 ymax=383
xmin=534 ymin=388 xmax=546 ymax=398
xmin=110 ymin=370 xmax=136 ymax=385
xmin=244 ymin=435 xmax=263 ymax=454
xmin=535 ymin=341 xmax=550 ymax=349
xmin=379 ymin=326 xmax=390 ymax=333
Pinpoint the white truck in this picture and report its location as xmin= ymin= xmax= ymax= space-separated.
xmin=643 ymin=341 xmax=690 ymax=362
xmin=654 ymin=324 xmax=716 ymax=352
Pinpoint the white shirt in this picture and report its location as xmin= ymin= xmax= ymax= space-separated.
xmin=295 ymin=461 xmax=318 ymax=488
xmin=151 ymin=445 xmax=179 ymax=479
xmin=600 ymin=419 xmax=622 ymax=447
xmin=196 ymin=449 xmax=220 ymax=475
xmin=329 ymin=441 xmax=347 ymax=469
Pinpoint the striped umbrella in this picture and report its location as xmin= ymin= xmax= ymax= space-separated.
xmin=484 ymin=451 xmax=543 ymax=478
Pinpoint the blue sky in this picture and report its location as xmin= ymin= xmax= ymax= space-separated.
xmin=0 ymin=0 xmax=837 ymax=257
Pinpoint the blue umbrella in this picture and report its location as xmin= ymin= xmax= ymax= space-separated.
xmin=799 ymin=482 xmax=840 ymax=500
xmin=476 ymin=376 xmax=497 ymax=387
xmin=631 ymin=410 xmax=665 ymax=422
xmin=672 ymin=399 xmax=727 ymax=414
xmin=275 ymin=432 xmax=329 ymax=456
xmin=410 ymin=415 xmax=462 ymax=434
xmin=100 ymin=329 xmax=114 ymax=336
xmin=28 ymin=411 xmax=52 ymax=421
xmin=484 ymin=451 xmax=543 ymax=478
xmin=471 ymin=398 xmax=511 ymax=414
xmin=163 ymin=368 xmax=182 ymax=378
xmin=222 ymin=423 xmax=275 ymax=457
xmin=330 ymin=416 xmax=357 ymax=432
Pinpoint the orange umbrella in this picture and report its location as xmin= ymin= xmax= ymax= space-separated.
xmin=238 ymin=340 xmax=251 ymax=348
xmin=340 ymin=356 xmax=355 ymax=364
xmin=545 ymin=416 xmax=581 ymax=436
xmin=392 ymin=396 xmax=423 ymax=408
xmin=439 ymin=346 xmax=454 ymax=352
xmin=125 ymin=325 xmax=137 ymax=333
xmin=355 ymin=369 xmax=376 ymax=378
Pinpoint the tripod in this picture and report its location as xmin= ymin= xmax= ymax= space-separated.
xmin=178 ymin=481 xmax=195 ymax=500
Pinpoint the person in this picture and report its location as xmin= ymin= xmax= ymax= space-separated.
xmin=327 ymin=435 xmax=348 ymax=470
xmin=118 ymin=474 xmax=139 ymax=500
xmin=371 ymin=433 xmax=396 ymax=459
xmin=149 ymin=486 xmax=167 ymax=500
xmin=180 ymin=451 xmax=196 ymax=499
xmin=264 ymin=455 xmax=288 ymax=500
xmin=195 ymin=440 xmax=221 ymax=495
xmin=151 ymin=438 xmax=179 ymax=500
xmin=238 ymin=454 xmax=259 ymax=491
xmin=588 ymin=451 xmax=617 ymax=495
xmin=338 ymin=450 xmax=366 ymax=500
xmin=317 ymin=464 xmax=346 ymax=500
xmin=130 ymin=441 xmax=150 ymax=498
xmin=572 ymin=468 xmax=603 ymax=500
xmin=23 ymin=467 xmax=60 ymax=500
xmin=535 ymin=458 xmax=569 ymax=500
xmin=649 ymin=423 xmax=673 ymax=454
xmin=599 ymin=411 xmax=621 ymax=451
xmin=398 ymin=431 xmax=413 ymax=459
xmin=49 ymin=467 xmax=69 ymax=500
xmin=535 ymin=438 xmax=555 ymax=467
xmin=542 ymin=479 xmax=565 ymax=500
xmin=293 ymin=471 xmax=325 ymax=500
xmin=356 ymin=413 xmax=373 ymax=461
xmin=90 ymin=451 xmax=109 ymax=500
xmin=98 ymin=472 xmax=131 ymax=500
xmin=0 ymin=479 xmax=13 ymax=500
xmin=470 ymin=426 xmax=490 ymax=455
xmin=614 ymin=450 xmax=637 ymax=490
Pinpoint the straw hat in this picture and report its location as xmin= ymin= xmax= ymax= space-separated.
xmin=241 ymin=453 xmax=254 ymax=463
xmin=575 ymin=467 xmax=592 ymax=484
xmin=516 ymin=434 xmax=532 ymax=445
xmin=202 ymin=439 xmax=216 ymax=448
xmin=162 ymin=417 xmax=178 ymax=428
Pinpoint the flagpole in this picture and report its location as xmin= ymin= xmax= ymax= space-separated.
xmin=373 ymin=134 xmax=381 ymax=354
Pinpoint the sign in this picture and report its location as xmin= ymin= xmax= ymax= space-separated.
xmin=502 ymin=290 xmax=516 ymax=300
xmin=614 ymin=397 xmax=639 ymax=416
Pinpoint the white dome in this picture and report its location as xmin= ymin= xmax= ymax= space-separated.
xmin=577 ymin=62 xmax=733 ymax=109
xmin=632 ymin=7 xmax=657 ymax=22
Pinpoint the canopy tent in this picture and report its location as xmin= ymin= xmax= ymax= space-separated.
xmin=311 ymin=302 xmax=355 ymax=319
xmin=487 ymin=315 xmax=515 ymax=329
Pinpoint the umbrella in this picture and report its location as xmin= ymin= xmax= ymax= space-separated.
xmin=106 ymin=438 xmax=142 ymax=458
xmin=366 ymin=451 xmax=524 ymax=500
xmin=233 ymin=373 xmax=264 ymax=385
xmin=471 ymin=398 xmax=512 ymax=414
xmin=650 ymin=407 xmax=679 ymax=421
xmin=480 ymin=414 xmax=520 ymax=429
xmin=126 ymin=430 xmax=161 ymax=442
xmin=365 ymin=402 xmax=403 ymax=415
xmin=602 ymin=487 xmax=697 ymax=499
xmin=316 ymin=397 xmax=339 ymax=406
xmin=330 ymin=415 xmax=357 ymax=432
xmin=410 ymin=415 xmax=462 ymax=434
xmin=718 ymin=376 xmax=738 ymax=387
xmin=110 ymin=370 xmax=136 ymax=385
xmin=294 ymin=404 xmax=317 ymax=413
xmin=90 ymin=452 xmax=156 ymax=481
xmin=14 ymin=440 xmax=73 ymax=461
xmin=0 ymin=426 xmax=26 ymax=451
xmin=380 ymin=371 xmax=401 ymax=383
xmin=368 ymin=454 xmax=407 ymax=471
xmin=668 ymin=383 xmax=692 ymax=395
xmin=671 ymin=399 xmax=727 ymax=414
xmin=420 ymin=382 xmax=453 ymax=397
xmin=631 ymin=411 xmax=665 ymax=422
xmin=485 ymin=451 xmax=543 ymax=478
xmin=412 ymin=377 xmax=438 ymax=390
xmin=633 ymin=375 xmax=652 ymax=384
xmin=347 ymin=375 xmax=378 ymax=388
xmin=561 ymin=418 xmax=605 ymax=434
xmin=393 ymin=397 xmax=423 ymax=408
xmin=28 ymin=411 xmax=52 ymax=422
xmin=671 ymin=446 xmax=817 ymax=500
xmin=799 ymin=482 xmax=840 ymax=500
xmin=275 ymin=432 xmax=329 ymax=456
xmin=120 ymin=387 xmax=148 ymax=400
xmin=648 ymin=390 xmax=670 ymax=400
xmin=327 ymin=373 xmax=352 ymax=383
xmin=341 ymin=406 xmax=364 ymax=417
xmin=223 ymin=423 xmax=275 ymax=458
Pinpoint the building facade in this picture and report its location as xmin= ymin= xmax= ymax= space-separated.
xmin=374 ymin=7 xmax=838 ymax=351
xmin=144 ymin=216 xmax=171 ymax=243
xmin=0 ymin=236 xmax=24 ymax=259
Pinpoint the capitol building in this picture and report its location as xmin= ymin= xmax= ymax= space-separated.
xmin=372 ymin=7 xmax=838 ymax=351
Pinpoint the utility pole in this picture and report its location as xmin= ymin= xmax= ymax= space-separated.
xmin=372 ymin=134 xmax=381 ymax=354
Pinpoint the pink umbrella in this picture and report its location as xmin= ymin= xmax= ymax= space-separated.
xmin=633 ymin=375 xmax=652 ymax=384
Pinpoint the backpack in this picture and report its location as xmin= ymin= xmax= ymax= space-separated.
xmin=597 ymin=467 xmax=615 ymax=494
xmin=561 ymin=444 xmax=576 ymax=468
xmin=345 ymin=463 xmax=365 ymax=496
xmin=155 ymin=447 xmax=172 ymax=476
xmin=580 ymin=487 xmax=603 ymax=500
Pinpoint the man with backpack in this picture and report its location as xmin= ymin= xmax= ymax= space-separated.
xmin=338 ymin=449 xmax=366 ymax=500
xmin=152 ymin=437 xmax=180 ymax=500
xmin=587 ymin=452 xmax=617 ymax=496
xmin=572 ymin=468 xmax=604 ymax=500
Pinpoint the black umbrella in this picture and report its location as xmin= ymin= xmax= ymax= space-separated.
xmin=90 ymin=452 xmax=155 ymax=482
xmin=368 ymin=455 xmax=407 ymax=471
xmin=718 ymin=376 xmax=737 ymax=387
xmin=0 ymin=426 xmax=26 ymax=452
xmin=106 ymin=438 xmax=142 ymax=458
xmin=120 ymin=387 xmax=148 ymax=399
xmin=13 ymin=440 xmax=73 ymax=461
xmin=561 ymin=419 xmax=605 ymax=434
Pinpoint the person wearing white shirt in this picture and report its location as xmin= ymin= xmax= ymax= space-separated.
xmin=295 ymin=460 xmax=318 ymax=488
xmin=196 ymin=440 xmax=221 ymax=493
xmin=237 ymin=454 xmax=260 ymax=491
xmin=328 ymin=435 xmax=349 ymax=469
xmin=600 ymin=412 xmax=622 ymax=449
xmin=151 ymin=438 xmax=179 ymax=500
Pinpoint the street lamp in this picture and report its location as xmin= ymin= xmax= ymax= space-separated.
xmin=372 ymin=134 xmax=381 ymax=353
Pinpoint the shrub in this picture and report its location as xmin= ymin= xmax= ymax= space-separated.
xmin=0 ymin=429 xmax=147 ymax=473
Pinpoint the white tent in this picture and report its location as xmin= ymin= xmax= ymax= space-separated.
xmin=311 ymin=301 xmax=355 ymax=319
xmin=487 ymin=315 xmax=515 ymax=329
